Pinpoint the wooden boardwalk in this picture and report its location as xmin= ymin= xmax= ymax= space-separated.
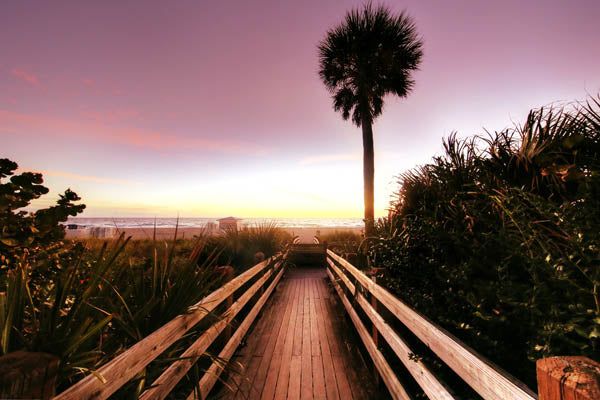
xmin=215 ymin=267 xmax=377 ymax=400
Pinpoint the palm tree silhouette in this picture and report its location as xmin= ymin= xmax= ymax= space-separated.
xmin=318 ymin=4 xmax=423 ymax=234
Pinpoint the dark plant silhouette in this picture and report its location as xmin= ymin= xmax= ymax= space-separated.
xmin=318 ymin=3 xmax=423 ymax=233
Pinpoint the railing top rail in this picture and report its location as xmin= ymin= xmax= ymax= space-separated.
xmin=327 ymin=250 xmax=537 ymax=400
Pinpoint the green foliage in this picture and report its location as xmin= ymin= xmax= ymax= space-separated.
xmin=368 ymin=96 xmax=600 ymax=387
xmin=317 ymin=3 xmax=423 ymax=126
xmin=0 ymin=161 xmax=230 ymax=396
xmin=0 ymin=158 xmax=85 ymax=270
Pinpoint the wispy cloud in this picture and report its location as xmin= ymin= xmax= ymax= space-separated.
xmin=20 ymin=169 xmax=143 ymax=185
xmin=0 ymin=110 xmax=274 ymax=156
xmin=79 ymin=108 xmax=141 ymax=123
xmin=300 ymin=153 xmax=359 ymax=165
xmin=10 ymin=68 xmax=40 ymax=87
xmin=272 ymin=187 xmax=332 ymax=203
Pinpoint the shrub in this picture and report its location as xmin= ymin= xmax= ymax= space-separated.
xmin=368 ymin=96 xmax=600 ymax=387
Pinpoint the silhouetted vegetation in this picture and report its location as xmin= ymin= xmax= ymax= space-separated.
xmin=368 ymin=96 xmax=600 ymax=388
xmin=318 ymin=3 xmax=423 ymax=234
xmin=0 ymin=161 xmax=290 ymax=396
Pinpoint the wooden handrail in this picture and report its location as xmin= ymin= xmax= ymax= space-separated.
xmin=326 ymin=249 xmax=537 ymax=400
xmin=54 ymin=254 xmax=284 ymax=400
xmin=191 ymin=264 xmax=285 ymax=399
xmin=140 ymin=260 xmax=283 ymax=399
xmin=327 ymin=258 xmax=453 ymax=400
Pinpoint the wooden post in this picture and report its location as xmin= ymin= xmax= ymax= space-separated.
xmin=0 ymin=351 xmax=60 ymax=400
xmin=537 ymin=356 xmax=600 ymax=400
xmin=216 ymin=266 xmax=235 ymax=341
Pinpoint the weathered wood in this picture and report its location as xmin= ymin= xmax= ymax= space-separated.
xmin=328 ymin=250 xmax=536 ymax=400
xmin=327 ymin=267 xmax=411 ymax=400
xmin=249 ymin=271 xmax=293 ymax=400
xmin=262 ymin=280 xmax=299 ymax=400
xmin=217 ymin=266 xmax=235 ymax=341
xmin=301 ymin=287 xmax=313 ymax=400
xmin=328 ymin=259 xmax=454 ymax=400
xmin=313 ymin=284 xmax=340 ymax=400
xmin=273 ymin=280 xmax=302 ymax=400
xmin=190 ymin=267 xmax=285 ymax=400
xmin=54 ymin=255 xmax=279 ymax=400
xmin=0 ymin=351 xmax=59 ymax=400
xmin=139 ymin=261 xmax=281 ymax=400
xmin=537 ymin=356 xmax=600 ymax=400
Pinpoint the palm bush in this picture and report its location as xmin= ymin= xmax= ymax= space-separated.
xmin=368 ymin=96 xmax=600 ymax=388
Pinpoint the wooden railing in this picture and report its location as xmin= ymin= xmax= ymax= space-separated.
xmin=54 ymin=253 xmax=285 ymax=400
xmin=326 ymin=249 xmax=539 ymax=400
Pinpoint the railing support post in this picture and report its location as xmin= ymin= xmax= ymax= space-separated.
xmin=216 ymin=266 xmax=235 ymax=341
xmin=537 ymin=356 xmax=600 ymax=400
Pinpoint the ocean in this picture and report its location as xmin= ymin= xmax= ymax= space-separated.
xmin=65 ymin=217 xmax=364 ymax=229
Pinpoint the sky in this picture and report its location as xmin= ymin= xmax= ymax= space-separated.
xmin=1 ymin=0 xmax=599 ymax=218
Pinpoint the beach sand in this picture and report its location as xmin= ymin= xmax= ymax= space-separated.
xmin=65 ymin=226 xmax=364 ymax=244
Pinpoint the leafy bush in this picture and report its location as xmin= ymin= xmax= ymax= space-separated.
xmin=368 ymin=96 xmax=600 ymax=387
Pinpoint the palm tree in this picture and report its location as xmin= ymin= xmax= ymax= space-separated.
xmin=318 ymin=3 xmax=423 ymax=234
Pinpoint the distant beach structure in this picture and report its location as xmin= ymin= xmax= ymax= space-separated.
xmin=218 ymin=216 xmax=242 ymax=231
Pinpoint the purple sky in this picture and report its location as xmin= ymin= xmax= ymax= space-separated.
xmin=2 ymin=0 xmax=599 ymax=217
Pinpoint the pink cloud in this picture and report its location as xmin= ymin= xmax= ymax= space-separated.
xmin=111 ymin=89 xmax=123 ymax=95
xmin=0 ymin=110 xmax=274 ymax=155
xmin=20 ymin=169 xmax=143 ymax=185
xmin=10 ymin=68 xmax=40 ymax=87
xmin=81 ymin=78 xmax=94 ymax=87
xmin=79 ymin=108 xmax=141 ymax=123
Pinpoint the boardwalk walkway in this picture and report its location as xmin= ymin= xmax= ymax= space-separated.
xmin=216 ymin=267 xmax=378 ymax=400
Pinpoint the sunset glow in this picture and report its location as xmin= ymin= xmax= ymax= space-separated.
xmin=2 ymin=0 xmax=599 ymax=218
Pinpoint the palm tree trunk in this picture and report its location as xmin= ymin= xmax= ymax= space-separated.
xmin=361 ymin=118 xmax=375 ymax=235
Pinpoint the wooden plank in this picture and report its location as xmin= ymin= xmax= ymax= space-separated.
xmin=312 ymin=355 xmax=327 ymax=400
xmin=301 ymin=285 xmax=313 ymax=400
xmin=292 ymin=280 xmax=305 ymax=356
xmin=54 ymin=255 xmax=279 ymax=400
xmin=223 ymin=282 xmax=280 ymax=399
xmin=309 ymin=283 xmax=321 ymax=357
xmin=262 ymin=280 xmax=299 ymax=400
xmin=233 ymin=278 xmax=286 ymax=400
xmin=327 ymin=268 xmax=411 ymax=400
xmin=328 ymin=250 xmax=536 ymax=400
xmin=191 ymin=266 xmax=285 ymax=400
xmin=313 ymin=280 xmax=340 ymax=400
xmin=309 ymin=281 xmax=326 ymax=400
xmin=249 ymin=277 xmax=297 ymax=399
xmin=327 ymin=259 xmax=454 ymax=400
xmin=273 ymin=279 xmax=302 ymax=400
xmin=289 ymin=355 xmax=302 ymax=400
xmin=140 ymin=262 xmax=282 ymax=399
